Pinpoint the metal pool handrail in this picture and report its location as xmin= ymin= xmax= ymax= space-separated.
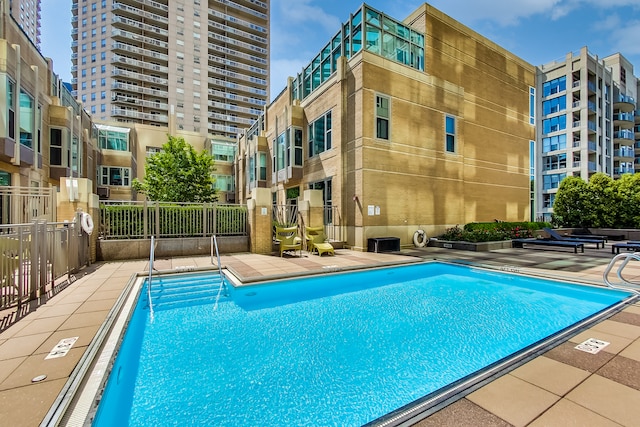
xmin=211 ymin=234 xmax=226 ymax=310
xmin=148 ymin=236 xmax=157 ymax=321
xmin=603 ymin=252 xmax=640 ymax=294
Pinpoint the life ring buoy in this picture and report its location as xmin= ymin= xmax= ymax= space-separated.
xmin=413 ymin=229 xmax=427 ymax=247
xmin=81 ymin=212 xmax=94 ymax=235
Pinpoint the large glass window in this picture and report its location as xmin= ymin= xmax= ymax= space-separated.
xmin=19 ymin=90 xmax=34 ymax=148
xmin=445 ymin=115 xmax=456 ymax=152
xmin=50 ymin=128 xmax=63 ymax=166
xmin=542 ymin=115 xmax=567 ymax=134
xmin=212 ymin=141 xmax=236 ymax=162
xmin=543 ymin=154 xmax=567 ymax=171
xmin=276 ymin=132 xmax=286 ymax=170
xmin=291 ymin=5 xmax=424 ymax=101
xmin=98 ymin=128 xmax=129 ymax=151
xmin=308 ymin=111 xmax=332 ymax=157
xmin=529 ymin=87 xmax=535 ymax=125
xmin=542 ymin=95 xmax=566 ymax=116
xmin=99 ymin=166 xmax=130 ymax=186
xmin=214 ymin=175 xmax=234 ymax=192
xmin=376 ymin=95 xmax=389 ymax=140
xmin=542 ymin=173 xmax=565 ymax=190
xmin=542 ymin=76 xmax=566 ymax=97
xmin=542 ymin=134 xmax=567 ymax=152
xmin=7 ymin=79 xmax=15 ymax=139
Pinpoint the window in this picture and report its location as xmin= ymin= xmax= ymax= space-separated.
xmin=445 ymin=115 xmax=456 ymax=153
xmin=529 ymin=87 xmax=535 ymax=125
xmin=50 ymin=129 xmax=64 ymax=165
xmin=213 ymin=175 xmax=234 ymax=192
xmin=19 ymin=90 xmax=34 ymax=148
xmin=542 ymin=173 xmax=566 ymax=190
xmin=101 ymin=91 xmax=106 ymax=99
xmin=542 ymin=115 xmax=567 ymax=134
xmin=308 ymin=111 xmax=332 ymax=157
xmin=98 ymin=128 xmax=129 ymax=151
xmin=212 ymin=142 xmax=236 ymax=162
xmin=309 ymin=179 xmax=333 ymax=223
xmin=7 ymin=79 xmax=15 ymax=139
xmin=542 ymin=134 xmax=567 ymax=152
xmin=375 ymin=95 xmax=389 ymax=139
xmin=542 ymin=154 xmax=567 ymax=171
xmin=542 ymin=95 xmax=566 ymax=116
xmin=542 ymin=76 xmax=566 ymax=97
xmin=100 ymin=104 xmax=106 ymax=113
xmin=146 ymin=146 xmax=162 ymax=157
xmin=99 ymin=166 xmax=130 ymax=186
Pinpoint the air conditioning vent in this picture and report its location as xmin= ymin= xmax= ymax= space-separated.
xmin=97 ymin=186 xmax=110 ymax=199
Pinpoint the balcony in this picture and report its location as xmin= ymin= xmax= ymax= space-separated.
xmin=111 ymin=81 xmax=169 ymax=98
xmin=613 ymin=112 xmax=635 ymax=129
xmin=112 ymin=55 xmax=169 ymax=74
xmin=113 ymin=68 xmax=169 ymax=86
xmin=614 ymin=94 xmax=635 ymax=113
xmin=587 ymin=81 xmax=596 ymax=93
xmin=112 ymin=95 xmax=168 ymax=110
xmin=111 ymin=108 xmax=169 ymax=122
xmin=112 ymin=16 xmax=169 ymax=37
xmin=112 ymin=42 xmax=169 ymax=62
xmin=614 ymin=129 xmax=634 ymax=141
xmin=112 ymin=2 xmax=169 ymax=25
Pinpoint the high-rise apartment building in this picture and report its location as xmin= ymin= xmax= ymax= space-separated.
xmin=71 ymin=0 xmax=269 ymax=139
xmin=535 ymin=48 xmax=638 ymax=221
xmin=8 ymin=0 xmax=41 ymax=47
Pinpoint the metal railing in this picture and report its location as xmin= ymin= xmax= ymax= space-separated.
xmin=147 ymin=236 xmax=157 ymax=321
xmin=99 ymin=201 xmax=248 ymax=240
xmin=603 ymin=253 xmax=640 ymax=294
xmin=0 ymin=186 xmax=57 ymax=224
xmin=0 ymin=215 xmax=88 ymax=313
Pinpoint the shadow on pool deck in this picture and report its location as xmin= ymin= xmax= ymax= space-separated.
xmin=0 ymin=245 xmax=639 ymax=426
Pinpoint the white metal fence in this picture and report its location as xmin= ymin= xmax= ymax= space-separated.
xmin=99 ymin=201 xmax=248 ymax=240
xmin=0 ymin=186 xmax=57 ymax=225
xmin=0 ymin=214 xmax=88 ymax=314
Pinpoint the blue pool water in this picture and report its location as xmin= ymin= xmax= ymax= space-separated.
xmin=92 ymin=262 xmax=631 ymax=427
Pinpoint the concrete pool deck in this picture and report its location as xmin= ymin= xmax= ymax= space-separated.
xmin=0 ymin=245 xmax=638 ymax=426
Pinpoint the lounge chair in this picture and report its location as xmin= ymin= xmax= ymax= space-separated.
xmin=542 ymin=228 xmax=605 ymax=249
xmin=567 ymin=228 xmax=608 ymax=242
xmin=512 ymin=238 xmax=584 ymax=253
xmin=611 ymin=241 xmax=640 ymax=254
xmin=275 ymin=226 xmax=302 ymax=257
xmin=305 ymin=226 xmax=335 ymax=256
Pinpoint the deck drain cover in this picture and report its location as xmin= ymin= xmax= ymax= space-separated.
xmin=32 ymin=374 xmax=47 ymax=383
xmin=575 ymin=338 xmax=610 ymax=354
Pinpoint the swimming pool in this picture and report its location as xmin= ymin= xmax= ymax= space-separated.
xmin=84 ymin=262 xmax=632 ymax=426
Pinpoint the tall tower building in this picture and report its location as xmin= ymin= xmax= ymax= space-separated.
xmin=534 ymin=47 xmax=638 ymax=221
xmin=70 ymin=0 xmax=269 ymax=138
xmin=8 ymin=0 xmax=41 ymax=47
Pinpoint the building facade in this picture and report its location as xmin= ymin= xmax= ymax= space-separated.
xmin=70 ymin=0 xmax=268 ymax=137
xmin=237 ymin=4 xmax=535 ymax=250
xmin=70 ymin=0 xmax=268 ymax=201
xmin=8 ymin=0 xmax=40 ymax=48
xmin=535 ymin=48 xmax=638 ymax=221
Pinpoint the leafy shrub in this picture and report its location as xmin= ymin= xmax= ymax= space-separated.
xmin=440 ymin=221 xmax=550 ymax=242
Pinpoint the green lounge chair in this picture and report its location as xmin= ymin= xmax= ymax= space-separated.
xmin=305 ymin=226 xmax=335 ymax=256
xmin=275 ymin=226 xmax=302 ymax=257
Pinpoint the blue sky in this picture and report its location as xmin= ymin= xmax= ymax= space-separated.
xmin=41 ymin=0 xmax=640 ymax=101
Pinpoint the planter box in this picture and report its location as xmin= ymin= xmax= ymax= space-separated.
xmin=428 ymin=239 xmax=512 ymax=251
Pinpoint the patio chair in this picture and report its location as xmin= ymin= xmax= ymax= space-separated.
xmin=305 ymin=226 xmax=335 ymax=256
xmin=542 ymin=227 xmax=605 ymax=249
xmin=275 ymin=226 xmax=302 ymax=257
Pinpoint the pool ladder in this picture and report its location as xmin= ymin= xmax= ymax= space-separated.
xmin=211 ymin=234 xmax=227 ymax=309
xmin=603 ymin=252 xmax=640 ymax=294
xmin=148 ymin=236 xmax=158 ymax=321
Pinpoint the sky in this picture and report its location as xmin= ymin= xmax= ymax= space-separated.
xmin=41 ymin=0 xmax=640 ymax=101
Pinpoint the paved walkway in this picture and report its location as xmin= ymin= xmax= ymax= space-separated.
xmin=0 ymin=245 xmax=639 ymax=426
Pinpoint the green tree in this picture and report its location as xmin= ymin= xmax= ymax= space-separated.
xmin=552 ymin=176 xmax=590 ymax=227
xmin=614 ymin=173 xmax=640 ymax=228
xmin=588 ymin=173 xmax=616 ymax=227
xmin=132 ymin=135 xmax=217 ymax=202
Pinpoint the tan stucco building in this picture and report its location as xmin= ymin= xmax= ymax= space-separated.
xmin=237 ymin=3 xmax=536 ymax=251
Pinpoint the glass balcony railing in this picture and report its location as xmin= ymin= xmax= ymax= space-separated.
xmin=614 ymin=112 xmax=634 ymax=122
xmin=614 ymin=129 xmax=634 ymax=140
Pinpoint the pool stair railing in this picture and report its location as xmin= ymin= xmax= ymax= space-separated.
xmin=211 ymin=234 xmax=228 ymax=309
xmin=147 ymin=236 xmax=158 ymax=321
xmin=603 ymin=252 xmax=640 ymax=294
xmin=148 ymin=273 xmax=229 ymax=311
